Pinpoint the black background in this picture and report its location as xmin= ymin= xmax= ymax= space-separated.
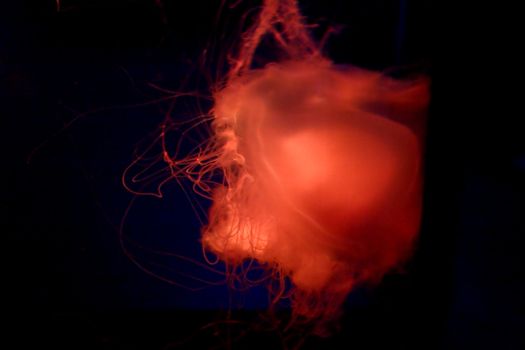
xmin=3 ymin=1 xmax=524 ymax=349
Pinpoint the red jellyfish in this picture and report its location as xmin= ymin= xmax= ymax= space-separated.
xmin=163 ymin=0 xmax=430 ymax=334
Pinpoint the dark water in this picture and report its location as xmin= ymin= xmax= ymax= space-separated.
xmin=3 ymin=1 xmax=523 ymax=349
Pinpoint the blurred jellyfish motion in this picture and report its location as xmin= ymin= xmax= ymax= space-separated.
xmin=123 ymin=0 xmax=430 ymax=336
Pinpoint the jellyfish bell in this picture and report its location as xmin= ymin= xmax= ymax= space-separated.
xmin=202 ymin=58 xmax=429 ymax=327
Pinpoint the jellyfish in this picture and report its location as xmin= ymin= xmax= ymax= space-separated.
xmin=146 ymin=0 xmax=429 ymax=334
